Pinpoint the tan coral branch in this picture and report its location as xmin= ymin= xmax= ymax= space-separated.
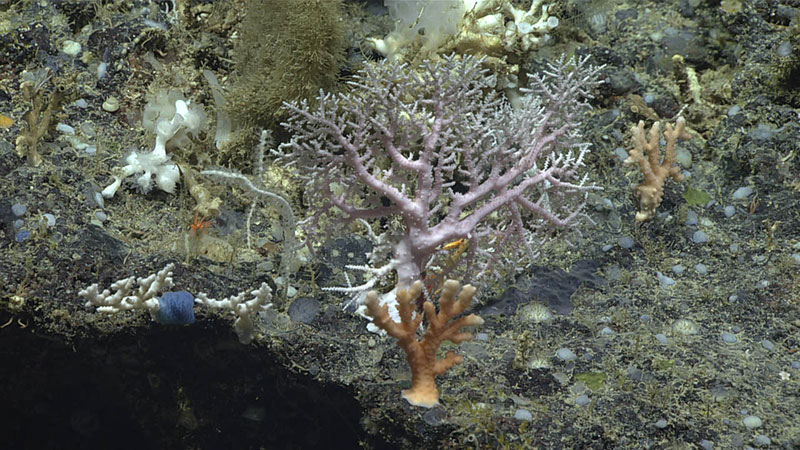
xmin=625 ymin=116 xmax=690 ymax=223
xmin=365 ymin=279 xmax=484 ymax=408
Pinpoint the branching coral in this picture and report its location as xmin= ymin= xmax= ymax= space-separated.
xmin=625 ymin=117 xmax=690 ymax=223
xmin=364 ymin=279 xmax=483 ymax=408
xmin=15 ymin=68 xmax=63 ymax=166
xmin=279 ymin=54 xmax=602 ymax=300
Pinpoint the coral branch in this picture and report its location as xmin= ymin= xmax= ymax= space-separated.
xmin=279 ymin=54 xmax=603 ymax=296
xmin=365 ymin=279 xmax=483 ymax=407
xmin=625 ymin=117 xmax=690 ymax=223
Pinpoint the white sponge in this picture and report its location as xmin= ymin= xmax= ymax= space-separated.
xmin=385 ymin=0 xmax=464 ymax=52
xmin=102 ymin=95 xmax=206 ymax=198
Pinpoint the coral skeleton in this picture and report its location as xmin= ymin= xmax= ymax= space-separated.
xmin=195 ymin=283 xmax=273 ymax=345
xmin=201 ymin=130 xmax=296 ymax=252
xmin=201 ymin=130 xmax=298 ymax=301
xmin=364 ymin=279 xmax=483 ymax=408
xmin=80 ymin=263 xmax=272 ymax=344
xmin=79 ymin=263 xmax=175 ymax=319
xmin=625 ymin=117 xmax=689 ymax=223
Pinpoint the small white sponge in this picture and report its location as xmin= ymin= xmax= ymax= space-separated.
xmin=103 ymin=94 xmax=206 ymax=198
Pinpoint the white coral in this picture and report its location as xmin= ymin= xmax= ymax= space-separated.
xmin=79 ymin=263 xmax=175 ymax=319
xmin=195 ymin=283 xmax=273 ymax=344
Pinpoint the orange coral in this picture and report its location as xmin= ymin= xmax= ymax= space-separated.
xmin=364 ymin=280 xmax=484 ymax=408
xmin=625 ymin=117 xmax=690 ymax=223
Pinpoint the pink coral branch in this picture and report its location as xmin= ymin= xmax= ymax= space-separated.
xmin=279 ymin=54 xmax=603 ymax=289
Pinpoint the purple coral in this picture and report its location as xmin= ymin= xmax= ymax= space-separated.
xmin=278 ymin=54 xmax=603 ymax=295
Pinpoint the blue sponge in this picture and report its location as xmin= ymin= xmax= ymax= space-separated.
xmin=156 ymin=291 xmax=196 ymax=325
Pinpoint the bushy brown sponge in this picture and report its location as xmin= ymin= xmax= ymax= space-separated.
xmin=227 ymin=0 xmax=346 ymax=129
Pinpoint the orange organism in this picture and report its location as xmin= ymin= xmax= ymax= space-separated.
xmin=189 ymin=212 xmax=212 ymax=237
